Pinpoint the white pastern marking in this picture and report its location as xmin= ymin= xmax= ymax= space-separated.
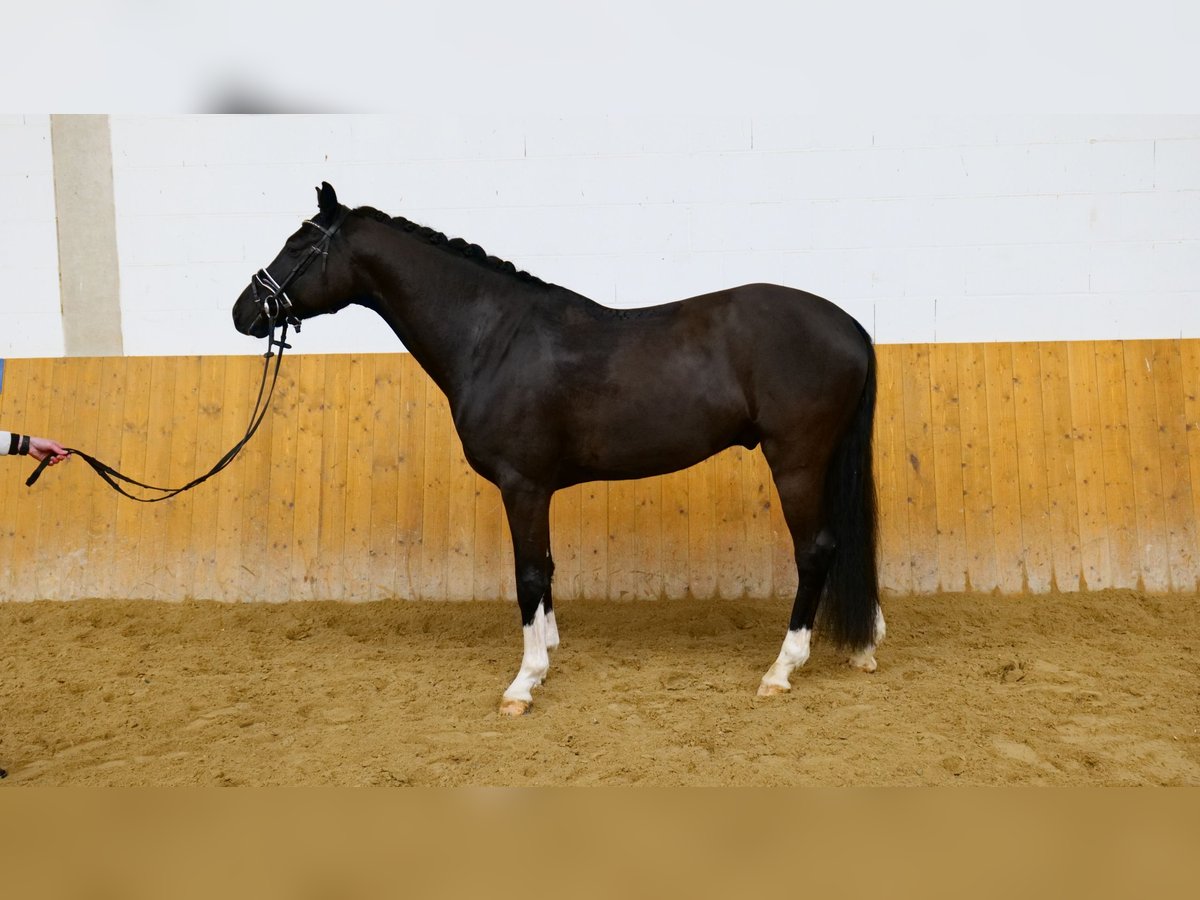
xmin=874 ymin=605 xmax=886 ymax=645
xmin=502 ymin=602 xmax=550 ymax=704
xmin=759 ymin=627 xmax=811 ymax=691
xmin=545 ymin=610 xmax=559 ymax=650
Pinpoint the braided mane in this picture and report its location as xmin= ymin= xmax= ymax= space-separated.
xmin=352 ymin=206 xmax=549 ymax=287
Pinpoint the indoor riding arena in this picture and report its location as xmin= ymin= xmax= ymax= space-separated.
xmin=1 ymin=115 xmax=1197 ymax=786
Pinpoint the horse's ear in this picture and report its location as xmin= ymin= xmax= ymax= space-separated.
xmin=316 ymin=182 xmax=338 ymax=214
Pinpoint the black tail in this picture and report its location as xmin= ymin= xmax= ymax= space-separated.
xmin=820 ymin=324 xmax=879 ymax=650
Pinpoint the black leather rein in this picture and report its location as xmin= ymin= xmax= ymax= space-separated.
xmin=26 ymin=211 xmax=347 ymax=501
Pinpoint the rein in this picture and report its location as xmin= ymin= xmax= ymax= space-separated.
xmin=26 ymin=210 xmax=347 ymax=501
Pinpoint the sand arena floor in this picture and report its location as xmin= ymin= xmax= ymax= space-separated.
xmin=0 ymin=590 xmax=1196 ymax=786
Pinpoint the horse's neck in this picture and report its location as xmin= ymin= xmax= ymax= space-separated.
xmin=357 ymin=232 xmax=537 ymax=400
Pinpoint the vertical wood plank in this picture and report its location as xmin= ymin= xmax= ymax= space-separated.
xmin=740 ymin=447 xmax=774 ymax=600
xmin=263 ymin=356 xmax=299 ymax=602
xmin=187 ymin=355 xmax=226 ymax=600
xmin=397 ymin=355 xmax=427 ymax=600
xmin=1010 ymin=343 xmax=1053 ymax=593
xmin=1068 ymin=341 xmax=1111 ymax=590
xmin=0 ymin=359 xmax=32 ymax=598
xmin=688 ymin=456 xmax=717 ymax=599
xmin=549 ymin=483 xmax=582 ymax=602
xmin=634 ymin=474 xmax=663 ymax=600
xmin=659 ymin=469 xmax=689 ymax=600
xmin=607 ymin=478 xmax=639 ymax=599
xmin=62 ymin=357 xmax=103 ymax=598
xmin=32 ymin=358 xmax=73 ymax=598
xmin=291 ymin=355 xmax=326 ymax=600
xmin=91 ymin=357 xmax=130 ymax=599
xmin=472 ymin=475 xmax=501 ymax=602
xmin=714 ymin=447 xmax=748 ymax=599
xmin=382 ymin=355 xmax=410 ymax=599
xmin=901 ymin=344 xmax=939 ymax=593
xmin=446 ymin=429 xmax=478 ymax=602
xmin=214 ymin=356 xmax=252 ymax=600
xmin=419 ymin=383 xmax=451 ymax=601
xmin=16 ymin=360 xmax=57 ymax=599
xmin=1038 ymin=343 xmax=1083 ymax=591
xmin=342 ymin=355 xmax=375 ymax=601
xmin=134 ymin=356 xmax=178 ymax=599
xmin=1154 ymin=341 xmax=1198 ymax=591
xmin=928 ymin=344 xmax=968 ymax=592
xmin=956 ymin=343 xmax=998 ymax=592
xmin=875 ymin=346 xmax=912 ymax=594
xmin=1123 ymin=341 xmax=1170 ymax=592
xmin=1095 ymin=342 xmax=1138 ymax=589
xmin=1176 ymin=340 xmax=1200 ymax=591
xmin=368 ymin=356 xmax=401 ymax=599
xmin=112 ymin=357 xmax=152 ymax=599
xmin=240 ymin=355 xmax=279 ymax=601
xmin=474 ymin=475 xmax=504 ymax=602
xmin=984 ymin=344 xmax=1026 ymax=593
xmin=317 ymin=356 xmax=349 ymax=601
xmin=580 ymin=480 xmax=608 ymax=600
xmin=164 ymin=356 xmax=201 ymax=600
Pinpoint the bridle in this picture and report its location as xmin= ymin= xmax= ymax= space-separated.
xmin=250 ymin=209 xmax=347 ymax=333
xmin=26 ymin=209 xmax=349 ymax=500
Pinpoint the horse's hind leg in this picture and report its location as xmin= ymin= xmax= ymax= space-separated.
xmin=758 ymin=466 xmax=832 ymax=696
xmin=498 ymin=484 xmax=554 ymax=716
xmin=848 ymin=605 xmax=886 ymax=672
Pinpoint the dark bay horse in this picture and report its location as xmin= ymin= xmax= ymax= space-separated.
xmin=233 ymin=183 xmax=884 ymax=715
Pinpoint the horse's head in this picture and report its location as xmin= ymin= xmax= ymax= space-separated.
xmin=232 ymin=182 xmax=356 ymax=338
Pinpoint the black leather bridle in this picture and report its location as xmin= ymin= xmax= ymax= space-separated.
xmin=26 ymin=210 xmax=348 ymax=500
xmin=250 ymin=210 xmax=347 ymax=332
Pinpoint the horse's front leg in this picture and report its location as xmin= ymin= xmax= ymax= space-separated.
xmin=498 ymin=485 xmax=554 ymax=716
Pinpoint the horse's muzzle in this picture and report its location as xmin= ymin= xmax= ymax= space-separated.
xmin=232 ymin=287 xmax=271 ymax=338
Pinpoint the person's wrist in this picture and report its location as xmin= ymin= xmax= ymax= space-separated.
xmin=19 ymin=434 xmax=31 ymax=455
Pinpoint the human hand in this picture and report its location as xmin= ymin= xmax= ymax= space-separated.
xmin=28 ymin=437 xmax=70 ymax=465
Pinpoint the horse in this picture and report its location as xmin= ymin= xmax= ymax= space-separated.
xmin=233 ymin=183 xmax=885 ymax=716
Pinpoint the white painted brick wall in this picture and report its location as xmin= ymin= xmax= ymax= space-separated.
xmin=0 ymin=115 xmax=64 ymax=358
xmin=92 ymin=115 xmax=1200 ymax=353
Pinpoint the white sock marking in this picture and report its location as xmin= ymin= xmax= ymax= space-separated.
xmin=760 ymin=627 xmax=811 ymax=691
xmin=503 ymin=602 xmax=550 ymax=704
xmin=545 ymin=610 xmax=559 ymax=650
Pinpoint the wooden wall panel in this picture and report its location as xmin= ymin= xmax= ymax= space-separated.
xmin=3 ymin=339 xmax=1199 ymax=602
xmin=1011 ymin=345 xmax=1052 ymax=593
xmin=1155 ymin=342 xmax=1198 ymax=591
xmin=875 ymin=345 xmax=911 ymax=594
xmin=1038 ymin=343 xmax=1083 ymax=591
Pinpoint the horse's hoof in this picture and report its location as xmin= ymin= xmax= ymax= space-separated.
xmin=499 ymin=698 xmax=531 ymax=717
xmin=849 ymin=653 xmax=878 ymax=673
xmin=756 ymin=681 xmax=790 ymax=697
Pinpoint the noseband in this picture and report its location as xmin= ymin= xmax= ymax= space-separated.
xmin=251 ymin=209 xmax=348 ymax=332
